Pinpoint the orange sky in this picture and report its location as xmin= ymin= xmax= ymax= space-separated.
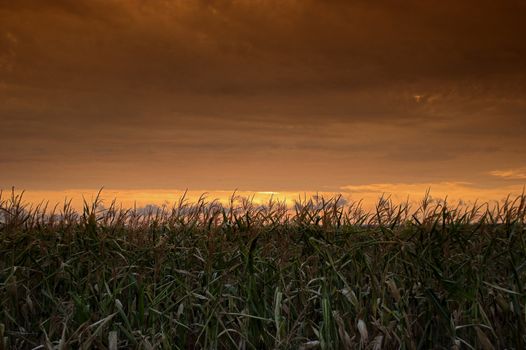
xmin=1 ymin=0 xmax=525 ymax=206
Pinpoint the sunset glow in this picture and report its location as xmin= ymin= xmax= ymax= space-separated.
xmin=1 ymin=0 xmax=525 ymax=205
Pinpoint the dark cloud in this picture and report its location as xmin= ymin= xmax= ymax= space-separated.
xmin=1 ymin=0 xmax=525 ymax=191
xmin=2 ymin=0 xmax=525 ymax=91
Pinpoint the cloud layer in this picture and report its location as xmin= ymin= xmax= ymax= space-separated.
xmin=1 ymin=0 xmax=525 ymax=192
xmin=490 ymin=167 xmax=526 ymax=180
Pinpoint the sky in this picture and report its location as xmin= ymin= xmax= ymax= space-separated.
xmin=1 ymin=0 xmax=525 ymax=208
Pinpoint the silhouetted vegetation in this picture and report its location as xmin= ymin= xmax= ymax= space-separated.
xmin=1 ymin=189 xmax=525 ymax=349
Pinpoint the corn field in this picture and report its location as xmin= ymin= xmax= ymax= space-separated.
xmin=1 ymin=189 xmax=525 ymax=349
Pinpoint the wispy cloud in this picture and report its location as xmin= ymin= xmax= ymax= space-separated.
xmin=340 ymin=182 xmax=525 ymax=205
xmin=341 ymin=182 xmax=472 ymax=193
xmin=489 ymin=167 xmax=526 ymax=180
xmin=0 ymin=32 xmax=17 ymax=72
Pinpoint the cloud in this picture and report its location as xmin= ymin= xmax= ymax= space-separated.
xmin=340 ymin=182 xmax=526 ymax=205
xmin=1 ymin=1 xmax=525 ymax=191
xmin=489 ymin=167 xmax=526 ymax=180
xmin=2 ymin=1 xmax=525 ymax=122
xmin=0 ymin=31 xmax=17 ymax=72
xmin=1 ymin=0 xmax=525 ymax=94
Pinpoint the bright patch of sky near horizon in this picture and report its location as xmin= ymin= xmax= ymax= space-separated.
xmin=1 ymin=0 xmax=525 ymax=205
xmin=5 ymin=183 xmax=524 ymax=210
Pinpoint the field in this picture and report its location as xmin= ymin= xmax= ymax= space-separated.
xmin=1 ymin=190 xmax=525 ymax=349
